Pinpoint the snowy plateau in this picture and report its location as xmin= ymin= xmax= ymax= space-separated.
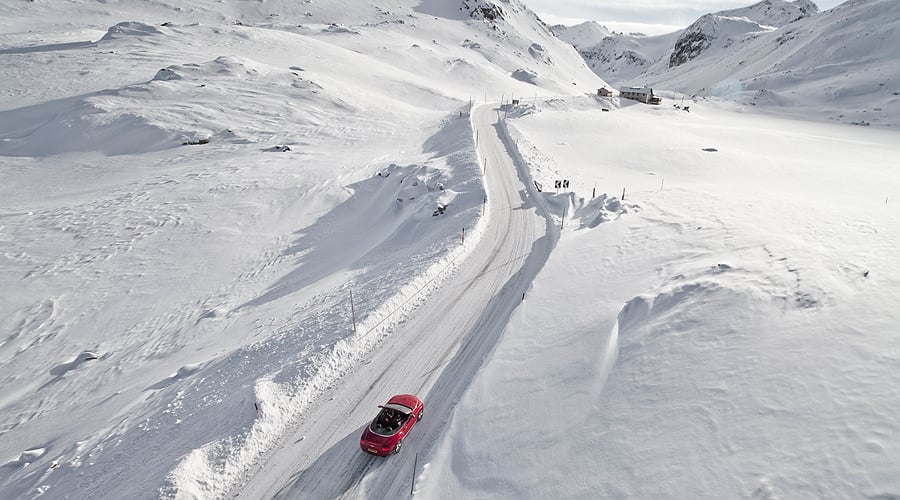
xmin=0 ymin=0 xmax=898 ymax=499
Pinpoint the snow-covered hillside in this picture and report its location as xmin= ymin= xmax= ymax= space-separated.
xmin=550 ymin=21 xmax=611 ymax=48
xmin=559 ymin=0 xmax=820 ymax=86
xmin=667 ymin=14 xmax=778 ymax=68
xmin=558 ymin=0 xmax=900 ymax=128
xmin=421 ymin=23 xmax=897 ymax=495
xmin=559 ymin=0 xmax=819 ymax=81
xmin=419 ymin=95 xmax=900 ymax=500
xmin=717 ymin=0 xmax=819 ymax=27
xmin=550 ymin=20 xmax=679 ymax=86
xmin=0 ymin=1 xmax=603 ymax=498
xmin=644 ymin=0 xmax=900 ymax=127
xmin=576 ymin=32 xmax=680 ymax=86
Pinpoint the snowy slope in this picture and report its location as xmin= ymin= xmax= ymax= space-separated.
xmin=561 ymin=0 xmax=816 ymax=87
xmin=550 ymin=21 xmax=611 ymax=48
xmin=576 ymin=32 xmax=680 ymax=86
xmin=0 ymin=1 xmax=604 ymax=498
xmin=642 ymin=0 xmax=900 ymax=127
xmin=666 ymin=14 xmax=778 ymax=68
xmin=418 ymin=94 xmax=900 ymax=500
xmin=550 ymin=20 xmax=678 ymax=86
xmin=717 ymin=0 xmax=819 ymax=27
xmin=556 ymin=0 xmax=900 ymax=127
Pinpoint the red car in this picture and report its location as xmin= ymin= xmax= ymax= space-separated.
xmin=359 ymin=394 xmax=424 ymax=456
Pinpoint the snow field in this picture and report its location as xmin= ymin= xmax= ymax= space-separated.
xmin=418 ymin=97 xmax=900 ymax=499
xmin=0 ymin=17 xmax=498 ymax=496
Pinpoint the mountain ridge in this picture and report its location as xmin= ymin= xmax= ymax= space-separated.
xmin=554 ymin=0 xmax=900 ymax=127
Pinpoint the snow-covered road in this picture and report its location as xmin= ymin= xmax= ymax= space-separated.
xmin=232 ymin=103 xmax=556 ymax=498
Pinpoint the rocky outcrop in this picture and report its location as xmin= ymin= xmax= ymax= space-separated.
xmin=461 ymin=0 xmax=503 ymax=22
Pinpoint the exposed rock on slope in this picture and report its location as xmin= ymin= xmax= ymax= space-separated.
xmin=461 ymin=0 xmax=503 ymax=22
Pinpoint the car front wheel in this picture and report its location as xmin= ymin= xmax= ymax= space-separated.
xmin=417 ymin=409 xmax=423 ymax=421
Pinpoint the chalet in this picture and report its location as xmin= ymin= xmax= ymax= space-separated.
xmin=597 ymin=88 xmax=612 ymax=97
xmin=619 ymin=86 xmax=661 ymax=105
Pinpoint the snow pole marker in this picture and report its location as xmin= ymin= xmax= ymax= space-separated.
xmin=350 ymin=287 xmax=357 ymax=333
xmin=411 ymin=452 xmax=418 ymax=494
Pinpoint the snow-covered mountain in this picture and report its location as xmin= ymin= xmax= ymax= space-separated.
xmin=667 ymin=0 xmax=819 ymax=68
xmin=0 ymin=0 xmax=608 ymax=159
xmin=645 ymin=0 xmax=900 ymax=126
xmin=667 ymin=14 xmax=775 ymax=68
xmin=0 ymin=0 xmax=603 ymax=114
xmin=562 ymin=0 xmax=819 ymax=83
xmin=556 ymin=0 xmax=900 ymax=127
xmin=550 ymin=21 xmax=611 ymax=48
xmin=717 ymin=0 xmax=820 ymax=27
xmin=575 ymin=32 xmax=680 ymax=86
xmin=550 ymin=21 xmax=678 ymax=85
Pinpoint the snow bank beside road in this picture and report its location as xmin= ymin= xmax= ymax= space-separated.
xmin=163 ymin=110 xmax=489 ymax=499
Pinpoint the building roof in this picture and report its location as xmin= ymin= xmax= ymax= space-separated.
xmin=619 ymin=86 xmax=652 ymax=95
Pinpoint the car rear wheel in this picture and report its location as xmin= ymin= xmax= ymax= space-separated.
xmin=417 ymin=409 xmax=423 ymax=421
xmin=394 ymin=439 xmax=403 ymax=454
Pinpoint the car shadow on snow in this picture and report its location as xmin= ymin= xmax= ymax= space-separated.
xmin=271 ymin=415 xmax=430 ymax=499
xmin=271 ymin=424 xmax=389 ymax=499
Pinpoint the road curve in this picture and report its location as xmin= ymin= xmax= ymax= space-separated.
xmin=233 ymin=103 xmax=555 ymax=499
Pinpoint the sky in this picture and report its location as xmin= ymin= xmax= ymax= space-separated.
xmin=523 ymin=0 xmax=847 ymax=35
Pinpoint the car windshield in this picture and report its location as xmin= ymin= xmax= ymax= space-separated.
xmin=382 ymin=402 xmax=413 ymax=414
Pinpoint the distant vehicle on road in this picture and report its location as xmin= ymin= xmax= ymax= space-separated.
xmin=359 ymin=394 xmax=424 ymax=456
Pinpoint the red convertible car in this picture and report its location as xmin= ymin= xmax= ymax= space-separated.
xmin=359 ymin=394 xmax=424 ymax=456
